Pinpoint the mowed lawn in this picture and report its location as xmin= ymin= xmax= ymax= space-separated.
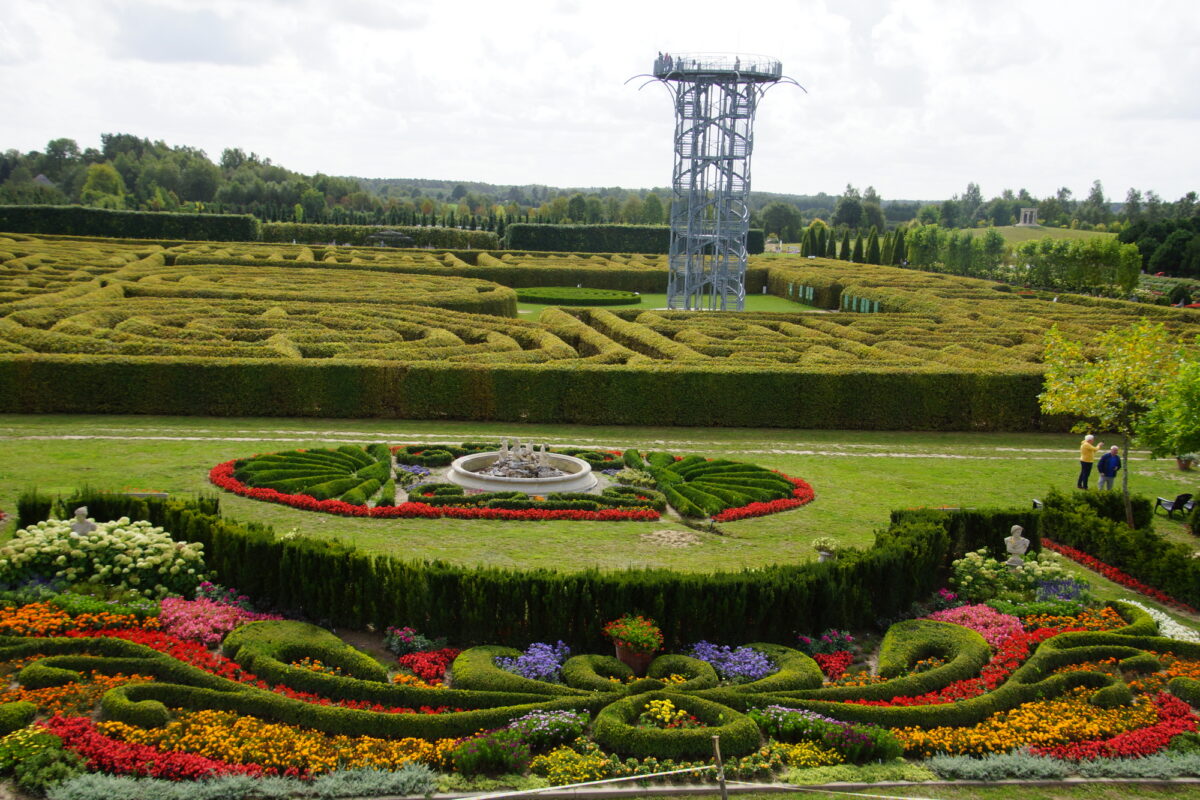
xmin=516 ymin=292 xmax=820 ymax=320
xmin=0 ymin=415 xmax=1195 ymax=573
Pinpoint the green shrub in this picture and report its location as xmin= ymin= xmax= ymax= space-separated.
xmin=450 ymin=729 xmax=531 ymax=776
xmin=503 ymin=224 xmax=764 ymax=255
xmin=516 ymin=287 xmax=641 ymax=306
xmin=927 ymin=752 xmax=1071 ymax=780
xmin=0 ymin=703 xmax=36 ymax=736
xmin=0 ymin=205 xmax=259 ymax=241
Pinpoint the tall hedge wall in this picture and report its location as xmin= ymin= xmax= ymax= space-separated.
xmin=21 ymin=490 xmax=950 ymax=647
xmin=0 ymin=205 xmax=259 ymax=241
xmin=261 ymin=222 xmax=498 ymax=250
xmin=22 ymin=489 xmax=1166 ymax=645
xmin=0 ymin=356 xmax=1054 ymax=430
xmin=504 ymin=224 xmax=766 ymax=255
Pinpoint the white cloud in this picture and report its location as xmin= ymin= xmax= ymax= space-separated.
xmin=1 ymin=0 xmax=1197 ymax=200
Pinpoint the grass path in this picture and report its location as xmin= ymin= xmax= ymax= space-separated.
xmin=1 ymin=415 xmax=1196 ymax=572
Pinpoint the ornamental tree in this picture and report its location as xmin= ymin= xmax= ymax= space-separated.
xmin=1138 ymin=345 xmax=1200 ymax=463
xmin=1039 ymin=319 xmax=1186 ymax=526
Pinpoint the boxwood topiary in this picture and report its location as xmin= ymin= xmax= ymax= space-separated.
xmin=592 ymin=691 xmax=761 ymax=759
xmin=0 ymin=701 xmax=36 ymax=735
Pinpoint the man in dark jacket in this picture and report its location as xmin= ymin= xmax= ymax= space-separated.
xmin=1097 ymin=445 xmax=1121 ymax=491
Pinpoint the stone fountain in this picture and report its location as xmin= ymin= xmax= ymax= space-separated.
xmin=446 ymin=438 xmax=597 ymax=493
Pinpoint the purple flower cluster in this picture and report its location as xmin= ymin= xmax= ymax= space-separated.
xmin=689 ymin=641 xmax=775 ymax=683
xmin=748 ymin=705 xmax=902 ymax=763
xmin=495 ymin=641 xmax=571 ymax=683
xmin=1036 ymin=577 xmax=1089 ymax=602
xmin=506 ymin=710 xmax=588 ymax=749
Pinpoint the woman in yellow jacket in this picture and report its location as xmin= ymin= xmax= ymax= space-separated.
xmin=1077 ymin=434 xmax=1103 ymax=489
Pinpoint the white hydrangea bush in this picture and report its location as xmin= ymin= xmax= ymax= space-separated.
xmin=950 ymin=547 xmax=1074 ymax=603
xmin=0 ymin=516 xmax=207 ymax=598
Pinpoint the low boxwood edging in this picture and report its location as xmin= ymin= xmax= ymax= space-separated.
xmin=516 ymin=287 xmax=642 ymax=306
xmin=592 ymin=691 xmax=761 ymax=759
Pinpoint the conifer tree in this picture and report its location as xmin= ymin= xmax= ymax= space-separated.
xmin=892 ymin=227 xmax=907 ymax=265
xmin=866 ymin=226 xmax=881 ymax=264
xmin=815 ymin=225 xmax=827 ymax=257
xmin=839 ymin=229 xmax=852 ymax=260
xmin=800 ymin=225 xmax=813 ymax=256
xmin=852 ymin=233 xmax=865 ymax=263
xmin=882 ymin=231 xmax=894 ymax=266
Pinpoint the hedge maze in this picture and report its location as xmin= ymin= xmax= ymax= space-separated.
xmin=1 ymin=233 xmax=1197 ymax=428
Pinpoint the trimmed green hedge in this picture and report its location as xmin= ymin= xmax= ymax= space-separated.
xmin=1038 ymin=491 xmax=1200 ymax=608
xmin=17 ymin=490 xmax=950 ymax=647
xmin=516 ymin=287 xmax=642 ymax=306
xmin=0 ymin=206 xmax=259 ymax=241
xmin=0 ymin=357 xmax=1057 ymax=430
xmin=261 ymin=222 xmax=498 ymax=250
xmin=0 ymin=701 xmax=36 ymax=735
xmin=223 ymin=620 xmax=389 ymax=683
xmin=592 ymin=691 xmax=761 ymax=759
xmin=504 ymin=224 xmax=766 ymax=255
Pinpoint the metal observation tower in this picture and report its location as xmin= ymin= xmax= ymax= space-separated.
xmin=638 ymin=53 xmax=798 ymax=311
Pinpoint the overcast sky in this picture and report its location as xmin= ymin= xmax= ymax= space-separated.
xmin=3 ymin=0 xmax=1198 ymax=202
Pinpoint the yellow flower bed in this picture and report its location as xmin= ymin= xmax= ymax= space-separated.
xmin=776 ymin=741 xmax=843 ymax=768
xmin=531 ymin=745 xmax=616 ymax=785
xmin=892 ymin=688 xmax=1158 ymax=757
xmin=98 ymin=709 xmax=458 ymax=773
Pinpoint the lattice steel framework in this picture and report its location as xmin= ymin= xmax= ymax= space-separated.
xmin=639 ymin=53 xmax=796 ymax=311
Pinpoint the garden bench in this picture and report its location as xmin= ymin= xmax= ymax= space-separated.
xmin=1154 ymin=493 xmax=1194 ymax=518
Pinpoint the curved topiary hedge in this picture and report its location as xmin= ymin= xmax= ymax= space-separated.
xmin=516 ymin=287 xmax=642 ymax=306
xmin=591 ymin=691 xmax=762 ymax=759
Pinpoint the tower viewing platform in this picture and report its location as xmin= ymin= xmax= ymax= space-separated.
xmin=652 ymin=53 xmax=783 ymax=82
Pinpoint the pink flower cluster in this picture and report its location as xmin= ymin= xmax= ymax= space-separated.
xmin=926 ymin=604 xmax=1024 ymax=649
xmin=159 ymin=597 xmax=282 ymax=647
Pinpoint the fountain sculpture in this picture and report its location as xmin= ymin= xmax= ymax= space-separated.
xmin=446 ymin=438 xmax=597 ymax=493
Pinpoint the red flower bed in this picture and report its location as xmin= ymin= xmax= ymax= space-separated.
xmin=1042 ymin=539 xmax=1198 ymax=613
xmin=1032 ymin=693 xmax=1197 ymax=760
xmin=813 ymin=650 xmax=853 ymax=680
xmin=398 ymin=647 xmax=461 ymax=682
xmin=210 ymin=461 xmax=658 ymax=521
xmin=712 ymin=476 xmax=816 ymax=522
xmin=41 ymin=715 xmax=266 ymax=779
xmin=60 ymin=627 xmax=454 ymax=714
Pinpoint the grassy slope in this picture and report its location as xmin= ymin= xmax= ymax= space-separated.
xmin=1 ymin=416 xmax=1195 ymax=574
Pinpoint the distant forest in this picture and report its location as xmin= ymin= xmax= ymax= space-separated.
xmin=1 ymin=133 xmax=1197 ymax=253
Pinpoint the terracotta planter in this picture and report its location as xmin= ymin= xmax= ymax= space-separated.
xmin=614 ymin=643 xmax=655 ymax=676
xmin=1177 ymin=457 xmax=1195 ymax=472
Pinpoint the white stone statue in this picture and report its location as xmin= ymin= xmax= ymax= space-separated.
xmin=1005 ymin=524 xmax=1030 ymax=567
xmin=538 ymin=443 xmax=548 ymax=466
xmin=500 ymin=437 xmax=510 ymax=457
xmin=70 ymin=506 xmax=97 ymax=538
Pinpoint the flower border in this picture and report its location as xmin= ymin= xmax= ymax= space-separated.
xmin=209 ymin=461 xmax=659 ymax=521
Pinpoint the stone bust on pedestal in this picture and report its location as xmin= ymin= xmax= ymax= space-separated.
xmin=70 ymin=507 xmax=97 ymax=538
xmin=1005 ymin=524 xmax=1030 ymax=567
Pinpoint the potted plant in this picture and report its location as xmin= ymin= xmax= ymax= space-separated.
xmin=1177 ymin=453 xmax=1197 ymax=471
xmin=603 ymin=614 xmax=663 ymax=675
xmin=811 ymin=537 xmax=840 ymax=562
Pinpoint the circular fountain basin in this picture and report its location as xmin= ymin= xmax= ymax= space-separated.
xmin=447 ymin=452 xmax=597 ymax=493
